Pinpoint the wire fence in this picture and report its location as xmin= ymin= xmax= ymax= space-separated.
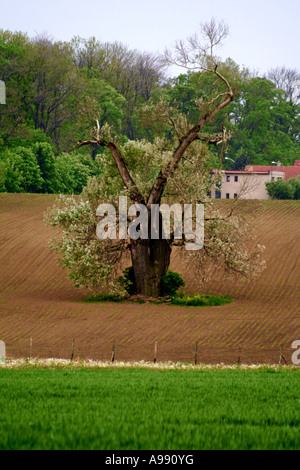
xmin=2 ymin=337 xmax=299 ymax=367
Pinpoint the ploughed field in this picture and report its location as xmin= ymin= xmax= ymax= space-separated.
xmin=0 ymin=194 xmax=299 ymax=365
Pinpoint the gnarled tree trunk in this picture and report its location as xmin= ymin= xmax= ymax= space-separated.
xmin=130 ymin=237 xmax=171 ymax=297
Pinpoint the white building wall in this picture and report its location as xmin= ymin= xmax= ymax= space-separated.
xmin=211 ymin=171 xmax=284 ymax=200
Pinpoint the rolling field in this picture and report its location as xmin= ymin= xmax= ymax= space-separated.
xmin=0 ymin=193 xmax=299 ymax=365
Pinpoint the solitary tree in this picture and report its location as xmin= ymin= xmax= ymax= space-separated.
xmin=47 ymin=20 xmax=265 ymax=297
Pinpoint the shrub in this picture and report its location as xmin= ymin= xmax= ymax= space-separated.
xmin=161 ymin=270 xmax=185 ymax=297
xmin=118 ymin=266 xmax=136 ymax=296
xmin=266 ymin=178 xmax=300 ymax=200
xmin=171 ymin=292 xmax=233 ymax=307
xmin=288 ymin=178 xmax=300 ymax=200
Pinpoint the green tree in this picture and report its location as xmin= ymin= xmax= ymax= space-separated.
xmin=76 ymin=78 xmax=126 ymax=153
xmin=71 ymin=37 xmax=165 ymax=139
xmin=266 ymin=178 xmax=300 ymax=199
xmin=0 ymin=146 xmax=43 ymax=192
xmin=225 ymin=77 xmax=300 ymax=167
xmin=33 ymin=142 xmax=57 ymax=193
xmin=53 ymin=152 xmax=94 ymax=195
xmin=0 ymin=161 xmax=7 ymax=191
xmin=1 ymin=31 xmax=165 ymax=151
xmin=0 ymin=31 xmax=87 ymax=151
xmin=0 ymin=30 xmax=31 ymax=144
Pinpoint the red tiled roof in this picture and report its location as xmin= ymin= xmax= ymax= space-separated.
xmin=211 ymin=161 xmax=300 ymax=180
xmin=211 ymin=169 xmax=270 ymax=175
xmin=283 ymin=167 xmax=300 ymax=180
xmin=244 ymin=165 xmax=285 ymax=173
xmin=244 ymin=161 xmax=300 ymax=180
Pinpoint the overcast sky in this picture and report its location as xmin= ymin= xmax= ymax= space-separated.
xmin=1 ymin=0 xmax=299 ymax=76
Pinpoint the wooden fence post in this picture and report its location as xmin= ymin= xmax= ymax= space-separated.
xmin=279 ymin=344 xmax=287 ymax=365
xmin=194 ymin=341 xmax=198 ymax=365
xmin=111 ymin=340 xmax=115 ymax=363
xmin=238 ymin=346 xmax=241 ymax=365
xmin=154 ymin=341 xmax=158 ymax=364
xmin=70 ymin=338 xmax=74 ymax=361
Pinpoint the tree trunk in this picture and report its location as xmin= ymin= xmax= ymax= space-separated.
xmin=130 ymin=237 xmax=171 ymax=297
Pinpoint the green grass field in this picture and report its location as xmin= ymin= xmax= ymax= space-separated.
xmin=0 ymin=366 xmax=299 ymax=450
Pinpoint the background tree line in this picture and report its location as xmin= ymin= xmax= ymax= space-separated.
xmin=0 ymin=29 xmax=300 ymax=195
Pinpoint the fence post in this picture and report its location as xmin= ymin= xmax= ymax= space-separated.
xmin=237 ymin=346 xmax=241 ymax=365
xmin=154 ymin=341 xmax=158 ymax=364
xmin=279 ymin=344 xmax=287 ymax=365
xmin=194 ymin=341 xmax=198 ymax=365
xmin=70 ymin=338 xmax=75 ymax=361
xmin=111 ymin=340 xmax=115 ymax=363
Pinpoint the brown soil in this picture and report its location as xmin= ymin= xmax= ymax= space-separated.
xmin=0 ymin=194 xmax=299 ymax=365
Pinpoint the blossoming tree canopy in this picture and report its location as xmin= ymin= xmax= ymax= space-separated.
xmin=46 ymin=19 xmax=266 ymax=297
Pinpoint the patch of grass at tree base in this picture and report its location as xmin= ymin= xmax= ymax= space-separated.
xmin=83 ymin=293 xmax=123 ymax=303
xmin=83 ymin=292 xmax=234 ymax=307
xmin=169 ymin=292 xmax=234 ymax=307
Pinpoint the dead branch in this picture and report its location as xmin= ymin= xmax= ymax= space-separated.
xmin=77 ymin=138 xmax=144 ymax=204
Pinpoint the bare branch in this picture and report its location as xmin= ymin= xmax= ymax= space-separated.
xmin=77 ymin=139 xmax=100 ymax=147
xmin=201 ymin=17 xmax=229 ymax=56
xmin=147 ymin=87 xmax=233 ymax=208
xmin=164 ymin=18 xmax=229 ymax=72
xmin=196 ymin=126 xmax=233 ymax=146
xmin=147 ymin=20 xmax=233 ymax=208
xmin=77 ymin=137 xmax=144 ymax=204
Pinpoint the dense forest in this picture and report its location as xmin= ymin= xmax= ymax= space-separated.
xmin=0 ymin=30 xmax=300 ymax=194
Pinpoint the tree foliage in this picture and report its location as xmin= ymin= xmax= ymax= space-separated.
xmin=266 ymin=178 xmax=300 ymax=199
xmin=0 ymin=27 xmax=299 ymax=194
xmin=217 ymin=77 xmax=300 ymax=168
xmin=0 ymin=146 xmax=43 ymax=192
xmin=45 ymin=20 xmax=266 ymax=296
xmin=2 ymin=22 xmax=298 ymax=296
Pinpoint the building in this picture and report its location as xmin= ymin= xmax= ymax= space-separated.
xmin=210 ymin=160 xmax=300 ymax=199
